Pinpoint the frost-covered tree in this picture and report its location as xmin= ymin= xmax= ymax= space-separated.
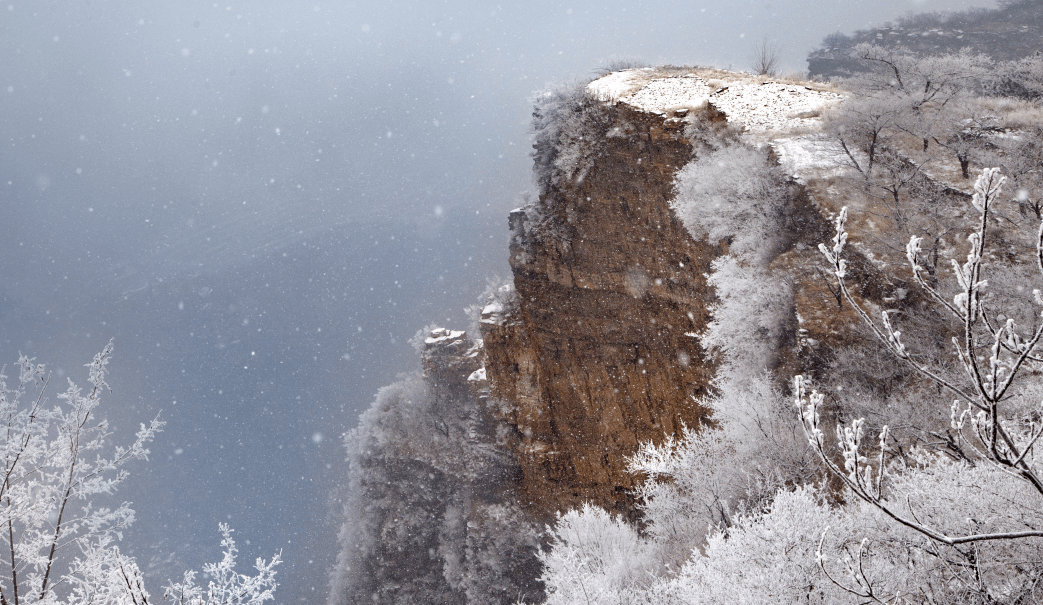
xmin=164 ymin=525 xmax=279 ymax=605
xmin=825 ymin=93 xmax=904 ymax=183
xmin=992 ymin=125 xmax=1043 ymax=222
xmin=537 ymin=504 xmax=656 ymax=605
xmin=930 ymin=96 xmax=1001 ymax=179
xmin=828 ymin=45 xmax=992 ymax=186
xmin=672 ymin=144 xmax=790 ymax=266
xmin=988 ymin=54 xmax=1043 ymax=100
xmin=330 ymin=374 xmax=464 ymax=605
xmin=750 ymin=36 xmax=781 ymax=77
xmin=0 ymin=343 xmax=278 ymax=605
xmin=805 ymin=168 xmax=1043 ymax=599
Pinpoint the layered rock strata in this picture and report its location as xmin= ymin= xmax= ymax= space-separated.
xmin=481 ymin=102 xmax=718 ymax=519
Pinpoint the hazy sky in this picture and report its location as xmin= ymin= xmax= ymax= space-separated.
xmin=0 ymin=0 xmax=995 ymax=602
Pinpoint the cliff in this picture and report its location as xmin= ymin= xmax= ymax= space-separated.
xmin=476 ymin=68 xmax=848 ymax=520
xmin=333 ymin=65 xmax=944 ymax=605
xmin=331 ymin=24 xmax=1043 ymax=599
xmin=482 ymin=101 xmax=716 ymax=520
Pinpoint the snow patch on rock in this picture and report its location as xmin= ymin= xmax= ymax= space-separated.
xmin=425 ymin=328 xmax=467 ymax=346
xmin=623 ymin=77 xmax=713 ymax=113
xmin=587 ymin=69 xmax=844 ymax=135
xmin=711 ymin=82 xmax=843 ymax=133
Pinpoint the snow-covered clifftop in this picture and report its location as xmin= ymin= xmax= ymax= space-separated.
xmin=332 ymin=65 xmax=901 ymax=605
xmin=586 ymin=67 xmax=843 ymax=133
xmin=474 ymin=68 xmax=873 ymax=521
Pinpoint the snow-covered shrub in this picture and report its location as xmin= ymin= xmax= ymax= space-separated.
xmin=681 ymin=105 xmax=741 ymax=156
xmin=0 ymin=344 xmax=278 ymax=605
xmin=627 ymin=369 xmax=815 ymax=571
xmin=702 ymin=257 xmax=793 ymax=373
xmin=672 ymin=144 xmax=790 ymax=266
xmin=0 ymin=343 xmax=158 ymax=605
xmin=531 ymin=82 xmax=612 ymax=195
xmin=648 ymin=486 xmax=854 ymax=605
xmin=626 ymin=424 xmax=735 ymax=570
xmin=539 ymin=469 xmax=1043 ymax=603
xmin=538 ymin=504 xmax=657 ymax=605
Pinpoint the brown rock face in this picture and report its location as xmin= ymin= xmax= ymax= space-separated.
xmin=481 ymin=103 xmax=718 ymax=520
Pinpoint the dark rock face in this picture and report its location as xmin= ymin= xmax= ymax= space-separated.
xmin=331 ymin=329 xmax=543 ymax=605
xmin=481 ymin=103 xmax=717 ymax=520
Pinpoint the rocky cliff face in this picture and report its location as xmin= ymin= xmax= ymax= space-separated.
xmin=333 ymin=66 xmax=872 ymax=605
xmin=480 ymin=102 xmax=717 ymax=520
xmin=473 ymin=69 xmax=848 ymax=521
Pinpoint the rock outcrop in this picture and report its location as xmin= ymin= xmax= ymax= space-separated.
xmin=336 ymin=48 xmax=1043 ymax=603
xmin=333 ymin=63 xmax=977 ymax=605
xmin=481 ymin=101 xmax=717 ymax=520
xmin=473 ymin=68 xmax=846 ymax=520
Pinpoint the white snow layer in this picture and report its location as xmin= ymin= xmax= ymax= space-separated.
xmin=623 ymin=77 xmax=713 ymax=113
xmin=586 ymin=69 xmax=655 ymax=103
xmin=482 ymin=300 xmax=504 ymax=316
xmin=586 ymin=70 xmax=844 ymax=134
xmin=587 ymin=71 xmax=711 ymax=113
xmin=770 ymin=134 xmax=852 ymax=184
xmin=711 ymin=82 xmax=843 ymax=133
xmin=425 ymin=329 xmax=467 ymax=345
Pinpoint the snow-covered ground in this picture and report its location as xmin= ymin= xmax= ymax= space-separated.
xmin=588 ymin=72 xmax=714 ymax=113
xmin=587 ymin=68 xmax=851 ymax=185
xmin=711 ymin=82 xmax=843 ymax=133
xmin=771 ymin=134 xmax=853 ymax=184
xmin=586 ymin=69 xmax=844 ymax=134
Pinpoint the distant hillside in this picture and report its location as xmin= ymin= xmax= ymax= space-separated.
xmin=808 ymin=0 xmax=1043 ymax=78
